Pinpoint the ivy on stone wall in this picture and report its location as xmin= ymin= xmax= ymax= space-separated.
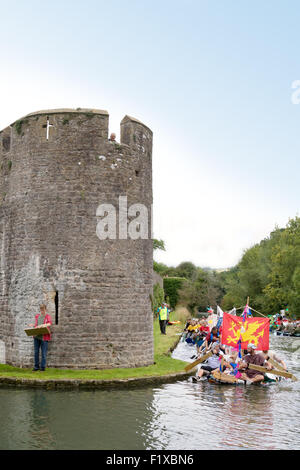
xmin=152 ymin=283 xmax=165 ymax=316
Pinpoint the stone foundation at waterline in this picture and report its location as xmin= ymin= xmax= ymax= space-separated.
xmin=0 ymin=108 xmax=153 ymax=369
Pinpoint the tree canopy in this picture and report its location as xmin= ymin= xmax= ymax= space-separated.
xmin=153 ymin=216 xmax=300 ymax=317
xmin=221 ymin=217 xmax=300 ymax=317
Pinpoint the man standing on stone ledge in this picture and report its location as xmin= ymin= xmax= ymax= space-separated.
xmin=29 ymin=304 xmax=52 ymax=371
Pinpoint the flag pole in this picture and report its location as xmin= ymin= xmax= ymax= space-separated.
xmin=248 ymin=306 xmax=269 ymax=319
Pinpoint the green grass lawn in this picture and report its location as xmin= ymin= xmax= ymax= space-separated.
xmin=0 ymin=307 xmax=189 ymax=381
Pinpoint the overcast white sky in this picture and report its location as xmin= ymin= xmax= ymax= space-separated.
xmin=1 ymin=0 xmax=299 ymax=268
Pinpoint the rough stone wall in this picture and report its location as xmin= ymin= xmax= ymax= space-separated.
xmin=0 ymin=109 xmax=154 ymax=369
xmin=153 ymin=271 xmax=163 ymax=289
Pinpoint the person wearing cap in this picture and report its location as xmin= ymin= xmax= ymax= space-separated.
xmin=239 ymin=343 xmax=272 ymax=384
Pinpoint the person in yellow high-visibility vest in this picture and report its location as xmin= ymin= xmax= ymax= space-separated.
xmin=159 ymin=303 xmax=168 ymax=335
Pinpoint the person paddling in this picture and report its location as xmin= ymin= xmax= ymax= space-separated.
xmin=198 ymin=327 xmax=220 ymax=353
xmin=239 ymin=343 xmax=272 ymax=384
xmin=193 ymin=343 xmax=232 ymax=381
xmin=262 ymin=350 xmax=287 ymax=370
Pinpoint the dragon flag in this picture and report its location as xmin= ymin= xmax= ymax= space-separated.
xmin=221 ymin=311 xmax=270 ymax=350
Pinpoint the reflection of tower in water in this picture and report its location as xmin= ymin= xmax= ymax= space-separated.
xmin=29 ymin=391 xmax=57 ymax=449
xmin=0 ymin=389 xmax=56 ymax=449
xmin=0 ymin=386 xmax=158 ymax=450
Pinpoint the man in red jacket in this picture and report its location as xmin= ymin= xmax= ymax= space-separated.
xmin=29 ymin=304 xmax=52 ymax=371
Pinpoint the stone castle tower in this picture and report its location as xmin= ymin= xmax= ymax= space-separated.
xmin=0 ymin=108 xmax=154 ymax=369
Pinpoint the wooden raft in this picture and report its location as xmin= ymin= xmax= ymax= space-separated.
xmin=24 ymin=326 xmax=50 ymax=337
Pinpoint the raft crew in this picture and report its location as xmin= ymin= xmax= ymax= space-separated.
xmin=191 ymin=341 xmax=288 ymax=385
xmin=238 ymin=343 xmax=272 ymax=384
xmin=183 ymin=319 xmax=200 ymax=343
xmin=182 ymin=319 xmax=211 ymax=352
xmin=195 ymin=320 xmax=210 ymax=354
xmin=193 ymin=343 xmax=232 ymax=381
xmin=274 ymin=318 xmax=300 ymax=335
xmin=262 ymin=350 xmax=287 ymax=370
xmin=198 ymin=326 xmax=221 ymax=354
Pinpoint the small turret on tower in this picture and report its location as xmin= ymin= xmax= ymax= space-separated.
xmin=121 ymin=115 xmax=153 ymax=152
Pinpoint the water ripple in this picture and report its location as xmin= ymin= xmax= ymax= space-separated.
xmin=0 ymin=336 xmax=299 ymax=449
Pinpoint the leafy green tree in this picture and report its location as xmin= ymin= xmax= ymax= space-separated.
xmin=153 ymin=239 xmax=166 ymax=251
xmin=179 ymin=268 xmax=223 ymax=313
xmin=221 ymin=217 xmax=300 ymax=317
xmin=175 ymin=262 xmax=198 ymax=281
xmin=153 ymin=261 xmax=169 ymax=275
xmin=264 ymin=217 xmax=300 ymax=316
xmin=163 ymin=277 xmax=186 ymax=309
xmin=152 ymin=217 xmax=300 ymax=318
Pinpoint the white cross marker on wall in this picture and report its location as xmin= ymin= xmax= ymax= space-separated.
xmin=44 ymin=116 xmax=54 ymax=140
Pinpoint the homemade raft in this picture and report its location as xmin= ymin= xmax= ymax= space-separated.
xmin=207 ymin=370 xmax=278 ymax=385
xmin=184 ymin=300 xmax=298 ymax=385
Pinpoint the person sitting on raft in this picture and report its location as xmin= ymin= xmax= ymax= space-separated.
xmin=198 ymin=327 xmax=220 ymax=353
xmin=200 ymin=319 xmax=210 ymax=334
xmin=185 ymin=319 xmax=201 ymax=344
xmin=181 ymin=318 xmax=192 ymax=341
xmin=187 ymin=321 xmax=209 ymax=358
xmin=195 ymin=320 xmax=210 ymax=353
xmin=262 ymin=350 xmax=287 ymax=370
xmin=194 ymin=343 xmax=232 ymax=381
xmin=239 ymin=343 xmax=272 ymax=384
xmin=184 ymin=318 xmax=192 ymax=330
xmin=189 ymin=325 xmax=204 ymax=349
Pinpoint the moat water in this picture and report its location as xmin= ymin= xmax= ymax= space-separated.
xmin=0 ymin=335 xmax=299 ymax=450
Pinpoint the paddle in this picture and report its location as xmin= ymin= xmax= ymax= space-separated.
xmin=265 ymin=358 xmax=297 ymax=382
xmin=267 ymin=357 xmax=285 ymax=372
xmin=248 ymin=364 xmax=298 ymax=381
xmin=184 ymin=351 xmax=213 ymax=372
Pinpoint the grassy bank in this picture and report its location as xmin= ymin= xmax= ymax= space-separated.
xmin=0 ymin=307 xmax=189 ymax=382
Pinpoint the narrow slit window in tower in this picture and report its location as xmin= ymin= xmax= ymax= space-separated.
xmin=55 ymin=291 xmax=59 ymax=325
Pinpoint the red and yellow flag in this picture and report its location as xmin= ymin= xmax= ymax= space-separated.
xmin=221 ymin=312 xmax=269 ymax=350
